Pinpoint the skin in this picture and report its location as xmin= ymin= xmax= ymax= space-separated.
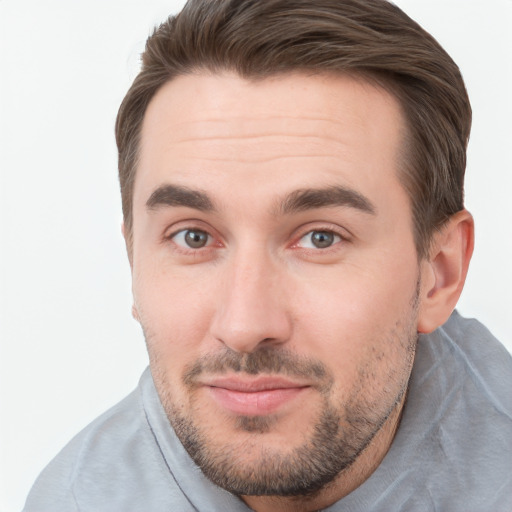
xmin=127 ymin=72 xmax=473 ymax=511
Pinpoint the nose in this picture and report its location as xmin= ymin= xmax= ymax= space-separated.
xmin=209 ymin=249 xmax=292 ymax=354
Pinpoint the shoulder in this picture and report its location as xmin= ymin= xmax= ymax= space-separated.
xmin=23 ymin=372 xmax=195 ymax=512
xmin=403 ymin=312 xmax=512 ymax=510
xmin=431 ymin=310 xmax=512 ymax=409
xmin=339 ymin=313 xmax=512 ymax=512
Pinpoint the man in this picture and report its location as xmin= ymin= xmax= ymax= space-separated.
xmin=23 ymin=0 xmax=512 ymax=510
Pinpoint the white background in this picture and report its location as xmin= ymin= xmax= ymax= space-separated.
xmin=1 ymin=1 xmax=511 ymax=510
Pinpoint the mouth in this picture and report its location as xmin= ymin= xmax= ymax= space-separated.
xmin=202 ymin=376 xmax=311 ymax=416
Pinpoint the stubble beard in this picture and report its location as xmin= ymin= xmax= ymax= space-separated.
xmin=143 ymin=280 xmax=420 ymax=498
xmin=167 ymin=377 xmax=406 ymax=497
xmin=148 ymin=317 xmax=417 ymax=498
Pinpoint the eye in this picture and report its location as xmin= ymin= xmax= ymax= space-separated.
xmin=171 ymin=228 xmax=212 ymax=249
xmin=297 ymin=230 xmax=342 ymax=249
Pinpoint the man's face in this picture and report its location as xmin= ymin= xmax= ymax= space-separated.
xmin=130 ymin=72 xmax=423 ymax=497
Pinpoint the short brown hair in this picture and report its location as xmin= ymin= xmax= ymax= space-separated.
xmin=116 ymin=0 xmax=471 ymax=258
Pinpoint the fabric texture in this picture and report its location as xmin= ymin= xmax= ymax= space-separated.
xmin=23 ymin=311 xmax=512 ymax=512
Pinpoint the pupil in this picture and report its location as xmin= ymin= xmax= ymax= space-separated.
xmin=312 ymin=231 xmax=334 ymax=248
xmin=185 ymin=230 xmax=208 ymax=248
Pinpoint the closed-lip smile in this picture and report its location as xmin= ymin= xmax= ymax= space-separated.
xmin=201 ymin=376 xmax=310 ymax=416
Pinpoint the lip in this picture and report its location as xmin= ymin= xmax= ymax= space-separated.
xmin=203 ymin=376 xmax=310 ymax=416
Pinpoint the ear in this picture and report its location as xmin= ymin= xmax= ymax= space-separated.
xmin=121 ymin=222 xmax=139 ymax=322
xmin=417 ymin=209 xmax=474 ymax=333
xmin=131 ymin=304 xmax=140 ymax=322
xmin=121 ymin=222 xmax=133 ymax=269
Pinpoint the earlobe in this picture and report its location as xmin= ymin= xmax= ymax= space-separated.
xmin=122 ymin=222 xmax=138 ymax=322
xmin=132 ymin=304 xmax=140 ymax=322
xmin=417 ymin=210 xmax=474 ymax=333
xmin=121 ymin=222 xmax=134 ymax=269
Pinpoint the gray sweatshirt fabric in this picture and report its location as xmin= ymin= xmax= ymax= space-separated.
xmin=23 ymin=311 xmax=512 ymax=512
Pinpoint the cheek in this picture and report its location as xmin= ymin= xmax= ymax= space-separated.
xmin=291 ymin=258 xmax=419 ymax=380
xmin=132 ymin=263 xmax=218 ymax=364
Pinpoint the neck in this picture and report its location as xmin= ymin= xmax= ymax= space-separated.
xmin=241 ymin=393 xmax=406 ymax=512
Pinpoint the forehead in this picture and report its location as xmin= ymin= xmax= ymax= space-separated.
xmin=135 ymin=71 xmax=406 ymax=213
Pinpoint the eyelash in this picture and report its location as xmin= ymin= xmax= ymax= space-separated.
xmin=166 ymin=226 xmax=221 ymax=255
xmin=295 ymin=230 xmax=342 ymax=250
xmin=291 ymin=225 xmax=349 ymax=254
xmin=165 ymin=224 xmax=350 ymax=256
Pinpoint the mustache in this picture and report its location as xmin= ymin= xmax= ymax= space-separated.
xmin=183 ymin=346 xmax=331 ymax=388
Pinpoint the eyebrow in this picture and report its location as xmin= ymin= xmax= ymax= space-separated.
xmin=279 ymin=185 xmax=376 ymax=216
xmin=146 ymin=184 xmax=215 ymax=212
xmin=145 ymin=183 xmax=375 ymax=217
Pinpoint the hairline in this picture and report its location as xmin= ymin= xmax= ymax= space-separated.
xmin=123 ymin=67 xmax=431 ymax=259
